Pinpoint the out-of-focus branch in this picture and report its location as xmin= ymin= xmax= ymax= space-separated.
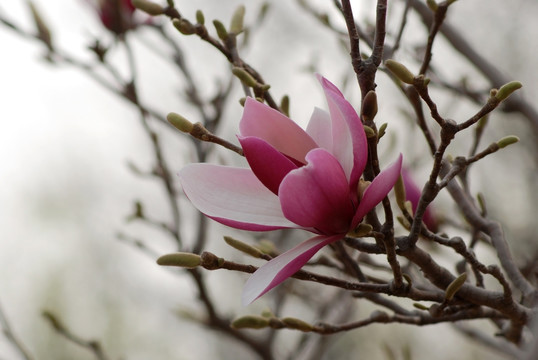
xmin=0 ymin=302 xmax=34 ymax=360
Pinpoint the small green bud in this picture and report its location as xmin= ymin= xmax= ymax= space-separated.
xmin=239 ymin=97 xmax=246 ymax=106
xmin=495 ymin=81 xmax=522 ymax=102
xmin=445 ymin=273 xmax=467 ymax=301
xmin=413 ymin=303 xmax=429 ymax=310
xmin=426 ymin=0 xmax=438 ymax=11
xmin=385 ymin=59 xmax=415 ymax=85
xmin=157 ymin=252 xmax=201 ymax=268
xmin=363 ymin=125 xmax=376 ymax=138
xmin=195 ymin=10 xmax=205 ymax=25
xmin=167 ymin=112 xmax=194 ymax=133
xmin=257 ymin=240 xmax=276 ymax=255
xmin=173 ymin=19 xmax=195 ymax=35
xmin=131 ymin=0 xmax=164 ymax=16
xmin=402 ymin=273 xmax=413 ymax=287
xmin=213 ymin=20 xmax=228 ymax=40
xmin=282 ymin=317 xmax=313 ymax=332
xmin=497 ymin=135 xmax=519 ymax=149
xmin=232 ymin=67 xmax=258 ymax=87
xmin=230 ymin=5 xmax=246 ymax=34
xmin=397 ymin=215 xmax=411 ymax=230
xmin=231 ymin=315 xmax=269 ymax=329
xmin=394 ymin=175 xmax=407 ymax=211
xmin=378 ymin=123 xmax=387 ymax=140
xmin=361 ymin=90 xmax=378 ymax=122
xmin=224 ymin=236 xmax=264 ymax=258
xmin=476 ymin=193 xmax=486 ymax=215
xmin=280 ymin=95 xmax=290 ymax=117
xmin=476 ymin=116 xmax=489 ymax=131
xmin=347 ymin=223 xmax=373 ymax=237
xmin=404 ymin=200 xmax=414 ymax=216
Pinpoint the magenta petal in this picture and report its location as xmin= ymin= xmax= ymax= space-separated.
xmin=279 ymin=148 xmax=354 ymax=235
xmin=179 ymin=164 xmax=298 ymax=231
xmin=402 ymin=168 xmax=438 ymax=231
xmin=242 ymin=235 xmax=341 ymax=305
xmin=318 ymin=75 xmax=368 ymax=190
xmin=239 ymin=98 xmax=318 ymax=163
xmin=238 ymin=136 xmax=298 ymax=195
xmin=352 ymin=153 xmax=403 ymax=228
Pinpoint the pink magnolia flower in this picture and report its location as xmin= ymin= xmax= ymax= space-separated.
xmin=92 ymin=0 xmax=137 ymax=34
xmin=179 ymin=76 xmax=402 ymax=305
xmin=401 ymin=168 xmax=438 ymax=232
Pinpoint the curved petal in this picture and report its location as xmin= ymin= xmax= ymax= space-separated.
xmin=238 ymin=136 xmax=298 ymax=195
xmin=179 ymin=164 xmax=298 ymax=231
xmin=402 ymin=168 xmax=438 ymax=231
xmin=279 ymin=148 xmax=354 ymax=235
xmin=306 ymin=107 xmax=332 ymax=150
xmin=242 ymin=235 xmax=341 ymax=305
xmin=239 ymin=97 xmax=318 ymax=163
xmin=352 ymin=153 xmax=403 ymax=228
xmin=318 ymin=75 xmax=368 ymax=190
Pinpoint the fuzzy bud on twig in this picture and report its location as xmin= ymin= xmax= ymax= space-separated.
xmin=361 ymin=90 xmax=378 ymax=122
xmin=497 ymin=136 xmax=519 ymax=149
xmin=213 ymin=20 xmax=228 ymax=40
xmin=167 ymin=112 xmax=194 ymax=133
xmin=231 ymin=315 xmax=270 ymax=329
xmin=495 ymin=81 xmax=522 ymax=102
xmin=156 ymin=252 xmax=201 ymax=268
xmin=131 ymin=0 xmax=164 ymax=16
xmin=385 ymin=59 xmax=415 ymax=85
xmin=224 ymin=236 xmax=264 ymax=258
xmin=195 ymin=10 xmax=205 ymax=25
xmin=445 ymin=273 xmax=467 ymax=301
xmin=282 ymin=317 xmax=313 ymax=332
xmin=229 ymin=5 xmax=246 ymax=34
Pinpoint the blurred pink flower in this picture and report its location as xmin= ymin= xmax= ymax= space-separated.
xmin=93 ymin=0 xmax=137 ymax=34
xmin=179 ymin=76 xmax=402 ymax=304
xmin=401 ymin=168 xmax=438 ymax=232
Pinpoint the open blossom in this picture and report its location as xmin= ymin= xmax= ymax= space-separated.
xmin=401 ymin=168 xmax=438 ymax=232
xmin=179 ymin=75 xmax=402 ymax=304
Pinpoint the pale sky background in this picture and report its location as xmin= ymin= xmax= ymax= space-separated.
xmin=0 ymin=0 xmax=537 ymax=359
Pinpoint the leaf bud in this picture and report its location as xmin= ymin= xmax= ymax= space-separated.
xmin=497 ymin=136 xmax=519 ymax=149
xmin=361 ymin=90 xmax=378 ymax=122
xmin=195 ymin=10 xmax=205 ymax=25
xmin=385 ymin=59 xmax=415 ymax=85
xmin=347 ymin=223 xmax=373 ymax=237
xmin=232 ymin=67 xmax=258 ymax=87
xmin=363 ymin=125 xmax=376 ymax=138
xmin=230 ymin=5 xmax=246 ymax=34
xmin=224 ymin=236 xmax=264 ymax=258
xmin=131 ymin=0 xmax=164 ymax=16
xmin=213 ymin=19 xmax=229 ymax=40
xmin=280 ymin=95 xmax=290 ymax=117
xmin=377 ymin=123 xmax=387 ymax=140
xmin=231 ymin=315 xmax=270 ymax=329
xmin=495 ymin=81 xmax=522 ymax=102
xmin=445 ymin=273 xmax=467 ymax=301
xmin=282 ymin=317 xmax=313 ymax=332
xmin=167 ymin=112 xmax=194 ymax=133
xmin=394 ymin=175 xmax=407 ymax=211
xmin=173 ymin=19 xmax=196 ymax=35
xmin=426 ymin=0 xmax=438 ymax=11
xmin=157 ymin=252 xmax=201 ymax=268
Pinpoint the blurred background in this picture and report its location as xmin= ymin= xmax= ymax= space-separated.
xmin=0 ymin=0 xmax=537 ymax=359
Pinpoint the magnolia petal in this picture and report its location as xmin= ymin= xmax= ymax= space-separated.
xmin=279 ymin=148 xmax=354 ymax=235
xmin=242 ymin=235 xmax=341 ymax=305
xmin=402 ymin=168 xmax=438 ymax=231
xmin=318 ymin=75 xmax=368 ymax=189
xmin=352 ymin=153 xmax=403 ymax=228
xmin=179 ymin=164 xmax=297 ymax=231
xmin=239 ymin=97 xmax=318 ymax=163
xmin=306 ymin=107 xmax=332 ymax=150
xmin=239 ymin=136 xmax=298 ymax=195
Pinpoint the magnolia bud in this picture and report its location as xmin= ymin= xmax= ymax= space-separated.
xmin=445 ymin=273 xmax=467 ymax=301
xmin=131 ymin=0 xmax=164 ymax=16
xmin=213 ymin=20 xmax=228 ymax=40
xmin=224 ymin=236 xmax=264 ymax=258
xmin=232 ymin=67 xmax=258 ymax=87
xmin=385 ymin=59 xmax=415 ymax=85
xmin=495 ymin=81 xmax=522 ymax=102
xmin=363 ymin=125 xmax=376 ymax=138
xmin=377 ymin=123 xmax=387 ymax=140
xmin=231 ymin=315 xmax=270 ymax=329
xmin=497 ymin=136 xmax=519 ymax=149
xmin=394 ymin=175 xmax=407 ymax=211
xmin=157 ymin=252 xmax=201 ymax=268
xmin=282 ymin=317 xmax=313 ymax=332
xmin=195 ymin=10 xmax=205 ymax=25
xmin=230 ymin=5 xmax=246 ymax=34
xmin=280 ymin=95 xmax=290 ymax=117
xmin=173 ymin=19 xmax=195 ymax=35
xmin=361 ymin=90 xmax=378 ymax=122
xmin=167 ymin=112 xmax=194 ymax=133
